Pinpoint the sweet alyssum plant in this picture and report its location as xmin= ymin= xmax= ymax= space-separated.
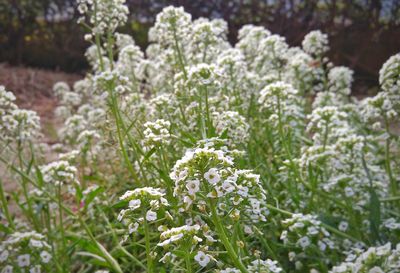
xmin=1 ymin=2 xmax=400 ymax=273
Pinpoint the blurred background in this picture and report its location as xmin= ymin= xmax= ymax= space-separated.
xmin=1 ymin=0 xmax=400 ymax=95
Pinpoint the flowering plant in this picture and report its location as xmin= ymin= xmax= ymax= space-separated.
xmin=0 ymin=3 xmax=399 ymax=273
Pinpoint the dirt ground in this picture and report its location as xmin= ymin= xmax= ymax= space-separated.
xmin=0 ymin=63 xmax=82 ymax=128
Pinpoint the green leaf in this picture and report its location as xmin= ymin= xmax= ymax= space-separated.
xmin=143 ymin=147 xmax=157 ymax=161
xmin=369 ymin=188 xmax=381 ymax=243
xmin=84 ymin=186 xmax=104 ymax=209
xmin=34 ymin=165 xmax=44 ymax=188
xmin=111 ymin=200 xmax=128 ymax=209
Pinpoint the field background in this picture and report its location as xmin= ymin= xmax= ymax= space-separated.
xmin=1 ymin=0 xmax=400 ymax=94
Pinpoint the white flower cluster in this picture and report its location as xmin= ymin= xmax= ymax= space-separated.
xmin=221 ymin=259 xmax=283 ymax=273
xmin=328 ymin=66 xmax=354 ymax=96
xmin=143 ymin=119 xmax=171 ymax=148
xmin=281 ymin=214 xmax=334 ymax=250
xmin=302 ymin=30 xmax=329 ymax=56
xmin=0 ymin=86 xmax=41 ymax=142
xmin=53 ymin=81 xmax=82 ymax=108
xmin=258 ymin=81 xmax=304 ymax=127
xmin=118 ymin=187 xmax=169 ymax=241
xmin=77 ymin=0 xmax=129 ymax=35
xmin=40 ymin=160 xmax=79 ymax=185
xmin=236 ymin=25 xmax=270 ymax=64
xmin=6 ymin=4 xmax=398 ymax=273
xmin=170 ymin=145 xmax=268 ymax=223
xmin=281 ymin=214 xmax=338 ymax=267
xmin=330 ymin=243 xmax=400 ymax=273
xmin=306 ymin=106 xmax=349 ymax=144
xmin=187 ymin=18 xmax=229 ymax=63
xmin=0 ymin=231 xmax=52 ymax=272
xmin=158 ymin=223 xmax=216 ymax=267
xmin=212 ymin=111 xmax=250 ymax=145
xmin=379 ymin=53 xmax=400 ymax=93
xmin=158 ymin=224 xmax=202 ymax=247
xmin=149 ymin=6 xmax=192 ymax=45
xmin=360 ymin=53 xmax=400 ymax=128
xmin=360 ymin=90 xmax=398 ymax=128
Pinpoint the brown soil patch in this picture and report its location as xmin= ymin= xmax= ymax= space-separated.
xmin=0 ymin=63 xmax=82 ymax=124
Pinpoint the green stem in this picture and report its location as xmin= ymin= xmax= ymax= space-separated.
xmin=322 ymin=121 xmax=330 ymax=151
xmin=143 ymin=216 xmax=154 ymax=273
xmin=0 ymin=177 xmax=15 ymax=229
xmin=17 ymin=141 xmax=40 ymax=230
xmin=184 ymin=245 xmax=193 ymax=273
xmin=208 ymin=199 xmax=248 ymax=273
xmin=93 ymin=1 xmax=105 ymax=71
xmin=78 ymin=215 xmax=123 ymax=273
xmin=45 ymin=205 xmax=64 ymax=273
xmin=58 ymin=184 xmax=68 ymax=265
xmin=106 ymin=31 xmax=114 ymax=70
xmin=172 ymin=26 xmax=187 ymax=79
xmin=108 ymin=89 xmax=139 ymax=182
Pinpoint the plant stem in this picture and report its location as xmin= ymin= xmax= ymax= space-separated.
xmin=0 ymin=177 xmax=15 ymax=229
xmin=58 ymin=184 xmax=68 ymax=266
xmin=208 ymin=199 xmax=248 ymax=273
xmin=143 ymin=216 xmax=154 ymax=273
xmin=78 ymin=215 xmax=123 ymax=273
xmin=184 ymin=246 xmax=193 ymax=273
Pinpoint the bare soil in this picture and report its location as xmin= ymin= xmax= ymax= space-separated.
xmin=0 ymin=63 xmax=82 ymax=127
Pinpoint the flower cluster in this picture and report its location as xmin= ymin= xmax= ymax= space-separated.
xmin=330 ymin=243 xmax=400 ymax=273
xmin=258 ymin=81 xmax=304 ymax=127
xmin=0 ymin=231 xmax=52 ymax=272
xmin=118 ymin=187 xmax=169 ymax=241
xmin=143 ymin=119 xmax=171 ymax=148
xmin=2 ymin=4 xmax=400 ymax=273
xmin=281 ymin=213 xmax=339 ymax=268
xmin=40 ymin=160 xmax=79 ymax=185
xmin=77 ymin=0 xmax=129 ymax=35
xmin=0 ymin=86 xmax=41 ymax=142
xmin=212 ymin=111 xmax=250 ymax=145
xmin=302 ymin=30 xmax=329 ymax=57
xmin=170 ymin=144 xmax=268 ymax=224
xmin=221 ymin=259 xmax=283 ymax=273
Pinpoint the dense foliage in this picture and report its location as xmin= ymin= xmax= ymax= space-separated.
xmin=1 ymin=2 xmax=400 ymax=273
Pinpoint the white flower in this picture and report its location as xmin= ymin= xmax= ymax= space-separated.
xmin=244 ymin=225 xmax=253 ymax=234
xmin=204 ymin=168 xmax=220 ymax=184
xmin=17 ymin=254 xmax=30 ymax=267
xmin=0 ymin=250 xmax=9 ymax=262
xmin=129 ymin=222 xmax=139 ymax=234
xmin=298 ymin=236 xmax=311 ymax=249
xmin=1 ymin=265 xmax=13 ymax=273
xmin=221 ymin=180 xmax=235 ymax=193
xmin=186 ymin=179 xmax=200 ymax=195
xmin=40 ymin=251 xmax=51 ymax=264
xmin=368 ymin=267 xmax=384 ymax=273
xmin=146 ymin=210 xmax=157 ymax=222
xmin=194 ymin=251 xmax=210 ymax=267
xmin=307 ymin=226 xmax=319 ymax=235
xmin=221 ymin=268 xmax=241 ymax=273
xmin=30 ymin=265 xmax=41 ymax=273
xmin=318 ymin=241 xmax=327 ymax=251
xmin=128 ymin=199 xmax=141 ymax=210
xmin=338 ymin=221 xmax=348 ymax=231
xmin=29 ymin=239 xmax=43 ymax=248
